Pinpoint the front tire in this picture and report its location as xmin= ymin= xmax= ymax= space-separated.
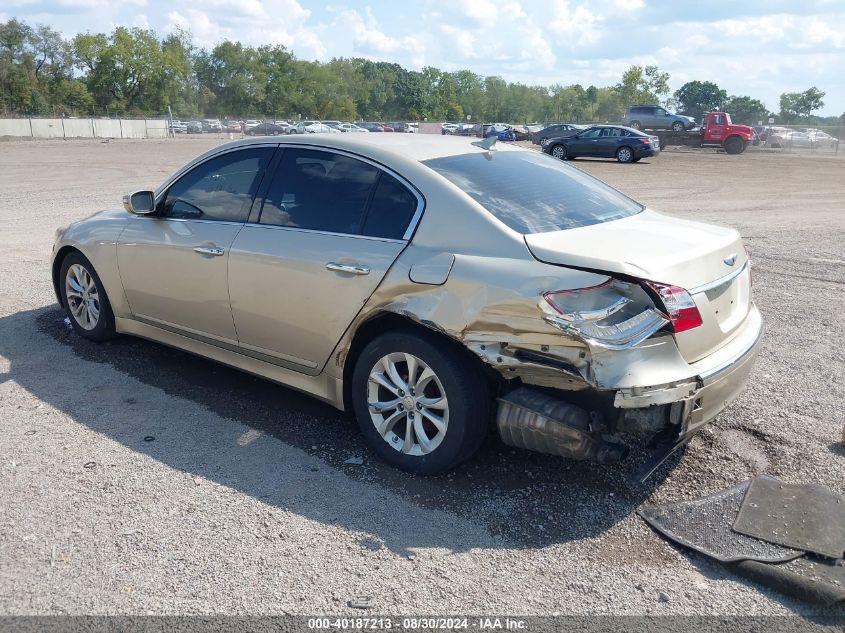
xmin=59 ymin=251 xmax=116 ymax=342
xmin=724 ymin=136 xmax=745 ymax=154
xmin=351 ymin=331 xmax=491 ymax=475
xmin=616 ymin=146 xmax=634 ymax=163
xmin=551 ymin=144 xmax=567 ymax=160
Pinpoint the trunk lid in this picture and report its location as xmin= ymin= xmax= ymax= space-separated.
xmin=525 ymin=209 xmax=752 ymax=362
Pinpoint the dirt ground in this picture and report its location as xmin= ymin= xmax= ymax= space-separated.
xmin=0 ymin=137 xmax=843 ymax=617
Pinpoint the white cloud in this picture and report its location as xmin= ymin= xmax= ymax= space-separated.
xmin=549 ymin=0 xmax=604 ymax=46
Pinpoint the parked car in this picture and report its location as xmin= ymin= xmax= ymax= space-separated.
xmin=441 ymin=123 xmax=460 ymax=134
xmin=338 ymin=123 xmax=369 ymax=133
xmin=202 ymin=119 xmax=222 ymax=133
xmin=390 ymin=122 xmax=413 ymax=133
xmin=186 ymin=120 xmax=203 ymax=134
xmin=532 ymin=123 xmax=584 ymax=145
xmin=359 ymin=122 xmax=385 ymax=132
xmin=294 ymin=121 xmax=340 ymax=134
xmin=623 ymin=105 xmax=696 ymax=132
xmin=543 ymin=125 xmax=659 ymax=163
xmin=169 ymin=120 xmax=187 ymax=134
xmin=484 ymin=124 xmax=518 ymax=141
xmin=806 ymin=129 xmax=839 ymax=147
xmin=380 ymin=123 xmax=395 ymax=132
xmin=245 ymin=122 xmax=288 ymax=136
xmin=223 ymin=120 xmax=243 ymax=133
xmin=407 ymin=123 xmax=418 ymax=133
xmin=54 ymin=135 xmax=761 ymax=476
xmin=244 ymin=119 xmax=262 ymax=130
xmin=510 ymin=125 xmax=530 ymax=141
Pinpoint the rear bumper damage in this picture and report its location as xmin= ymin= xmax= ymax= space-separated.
xmin=495 ymin=306 xmax=763 ymax=480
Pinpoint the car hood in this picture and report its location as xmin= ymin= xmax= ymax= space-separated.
xmin=524 ymin=209 xmax=746 ymax=290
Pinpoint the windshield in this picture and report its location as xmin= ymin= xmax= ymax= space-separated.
xmin=423 ymin=151 xmax=643 ymax=234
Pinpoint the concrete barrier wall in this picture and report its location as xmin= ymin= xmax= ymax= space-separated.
xmin=30 ymin=118 xmax=65 ymax=138
xmin=63 ymin=118 xmax=95 ymax=138
xmin=0 ymin=118 xmax=170 ymax=139
xmin=93 ymin=119 xmax=122 ymax=138
xmin=121 ymin=119 xmax=147 ymax=138
xmin=145 ymin=120 xmax=168 ymax=139
xmin=0 ymin=119 xmax=33 ymax=137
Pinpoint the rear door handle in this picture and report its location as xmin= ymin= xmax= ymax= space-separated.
xmin=326 ymin=261 xmax=370 ymax=275
xmin=193 ymin=246 xmax=225 ymax=256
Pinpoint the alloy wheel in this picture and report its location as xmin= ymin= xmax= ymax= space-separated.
xmin=367 ymin=352 xmax=449 ymax=456
xmin=618 ymin=147 xmax=633 ymax=162
xmin=65 ymin=263 xmax=100 ymax=330
xmin=552 ymin=145 xmax=566 ymax=160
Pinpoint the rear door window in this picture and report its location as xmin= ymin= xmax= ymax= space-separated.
xmin=259 ymin=148 xmax=379 ymax=234
xmin=361 ymin=173 xmax=419 ymax=239
xmin=424 ymin=150 xmax=642 ymax=234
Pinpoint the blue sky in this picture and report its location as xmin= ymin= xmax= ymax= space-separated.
xmin=3 ymin=0 xmax=844 ymax=116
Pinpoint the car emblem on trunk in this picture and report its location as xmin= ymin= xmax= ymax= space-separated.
xmin=723 ymin=254 xmax=737 ymax=266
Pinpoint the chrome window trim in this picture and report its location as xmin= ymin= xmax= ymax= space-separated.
xmin=240 ymin=222 xmax=405 ymax=244
xmin=263 ymin=143 xmax=426 ymax=242
xmin=149 ymin=140 xmax=426 ymax=240
xmin=689 ymin=261 xmax=748 ymax=295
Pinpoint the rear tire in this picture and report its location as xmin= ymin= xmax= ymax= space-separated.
xmin=671 ymin=121 xmax=685 ymax=133
xmin=616 ymin=146 xmax=634 ymax=163
xmin=351 ymin=330 xmax=491 ymax=475
xmin=59 ymin=251 xmax=116 ymax=342
xmin=551 ymin=144 xmax=567 ymax=160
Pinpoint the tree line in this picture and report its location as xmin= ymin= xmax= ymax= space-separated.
xmin=1 ymin=17 xmax=842 ymax=126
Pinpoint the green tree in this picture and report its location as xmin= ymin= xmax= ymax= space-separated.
xmin=779 ymin=87 xmax=825 ymax=122
xmin=723 ymin=95 xmax=768 ymax=125
xmin=616 ymin=65 xmax=670 ymax=108
xmin=674 ymin=80 xmax=727 ymax=120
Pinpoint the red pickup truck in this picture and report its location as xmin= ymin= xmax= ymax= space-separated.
xmin=654 ymin=112 xmax=755 ymax=154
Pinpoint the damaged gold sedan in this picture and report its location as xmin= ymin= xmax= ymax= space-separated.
xmin=51 ymin=134 xmax=762 ymax=477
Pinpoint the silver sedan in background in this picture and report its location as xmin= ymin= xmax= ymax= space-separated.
xmin=52 ymin=135 xmax=762 ymax=477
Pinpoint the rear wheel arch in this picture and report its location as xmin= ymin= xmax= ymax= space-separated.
xmin=616 ymin=145 xmax=635 ymax=163
xmin=342 ymin=311 xmax=498 ymax=413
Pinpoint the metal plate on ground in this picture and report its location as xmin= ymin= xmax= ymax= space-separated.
xmin=733 ymin=475 xmax=845 ymax=560
xmin=638 ymin=480 xmax=804 ymax=563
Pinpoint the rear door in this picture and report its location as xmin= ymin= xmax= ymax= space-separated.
xmin=228 ymin=147 xmax=422 ymax=374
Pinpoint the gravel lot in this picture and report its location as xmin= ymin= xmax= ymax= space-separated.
xmin=0 ymin=137 xmax=843 ymax=616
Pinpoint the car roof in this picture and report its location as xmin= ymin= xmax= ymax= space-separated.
xmin=154 ymin=135 xmax=527 ymax=199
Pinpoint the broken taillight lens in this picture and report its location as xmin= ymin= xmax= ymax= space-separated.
xmin=541 ymin=280 xmax=670 ymax=350
xmin=646 ymin=282 xmax=703 ymax=332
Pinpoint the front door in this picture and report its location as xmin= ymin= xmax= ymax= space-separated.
xmin=228 ymin=147 xmax=421 ymax=373
xmin=117 ymin=145 xmax=276 ymax=343
xmin=572 ymin=128 xmax=602 ymax=155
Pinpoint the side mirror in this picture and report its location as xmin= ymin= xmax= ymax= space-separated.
xmin=123 ymin=190 xmax=156 ymax=215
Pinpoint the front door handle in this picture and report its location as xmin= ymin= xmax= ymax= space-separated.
xmin=193 ymin=245 xmax=225 ymax=256
xmin=326 ymin=261 xmax=370 ymax=275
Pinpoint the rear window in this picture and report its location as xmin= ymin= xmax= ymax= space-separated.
xmin=423 ymin=151 xmax=642 ymax=234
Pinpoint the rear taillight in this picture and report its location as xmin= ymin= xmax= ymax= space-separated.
xmin=640 ymin=137 xmax=652 ymax=144
xmin=646 ymin=282 xmax=703 ymax=332
xmin=540 ymin=279 xmax=670 ymax=350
